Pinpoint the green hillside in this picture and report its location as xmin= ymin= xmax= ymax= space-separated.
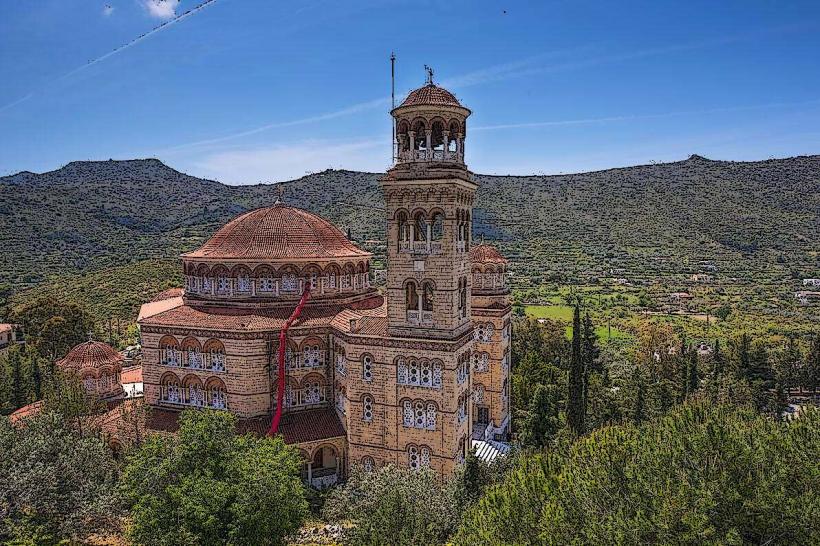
xmin=1 ymin=155 xmax=818 ymax=325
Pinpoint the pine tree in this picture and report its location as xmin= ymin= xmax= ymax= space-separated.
xmin=567 ymin=304 xmax=585 ymax=435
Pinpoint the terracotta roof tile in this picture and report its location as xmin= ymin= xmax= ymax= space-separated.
xmin=399 ymin=84 xmax=463 ymax=108
xmin=182 ymin=204 xmax=370 ymax=261
xmin=121 ymin=365 xmax=143 ymax=384
xmin=277 ymin=407 xmax=346 ymax=444
xmin=141 ymin=407 xmax=345 ymax=445
xmin=151 ymin=287 xmax=184 ymax=302
xmin=9 ymin=400 xmax=45 ymax=424
xmin=57 ymin=340 xmax=123 ymax=373
xmin=470 ymin=244 xmax=507 ymax=264
xmin=140 ymin=295 xmax=384 ymax=332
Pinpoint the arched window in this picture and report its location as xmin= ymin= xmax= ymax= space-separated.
xmin=408 ymin=445 xmax=420 ymax=470
xmin=161 ymin=373 xmax=182 ymax=404
xmin=303 ymin=342 xmax=323 ymax=367
xmin=457 ymin=393 xmax=468 ymax=423
xmin=408 ymin=359 xmax=419 ymax=385
xmin=414 ymin=211 xmax=428 ymax=242
xmin=430 ymin=212 xmax=444 ymax=241
xmin=159 ymin=335 xmax=180 ymax=367
xmin=426 ymin=402 xmax=437 ymax=430
xmin=397 ymin=357 xmax=408 ymax=384
xmin=396 ymin=211 xmax=410 ymax=247
xmin=206 ymin=378 xmax=227 ymax=409
xmin=335 ymin=382 xmax=346 ymax=414
xmin=281 ymin=271 xmax=298 ymax=292
xmin=402 ymin=399 xmax=413 ymax=427
xmin=472 ymin=351 xmax=489 ymax=373
xmin=234 ymin=266 xmax=251 ymax=293
xmin=422 ymin=282 xmax=434 ymax=313
xmin=408 ymin=445 xmax=431 ymax=470
xmin=203 ymin=339 xmax=226 ymax=372
xmin=362 ymin=354 xmax=373 ymax=382
xmin=362 ymin=394 xmax=374 ymax=422
xmin=405 ymin=281 xmax=419 ymax=312
xmin=419 ymin=360 xmax=431 ymax=386
xmin=414 ymin=400 xmax=425 ymax=428
xmin=255 ymin=266 xmax=274 ymax=293
xmin=362 ymin=456 xmax=375 ymax=472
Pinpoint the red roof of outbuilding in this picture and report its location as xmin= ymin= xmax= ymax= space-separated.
xmin=151 ymin=287 xmax=184 ymax=302
xmin=182 ymin=204 xmax=370 ymax=261
xmin=399 ymin=83 xmax=463 ymax=108
xmin=57 ymin=340 xmax=123 ymax=372
xmin=470 ymin=244 xmax=507 ymax=264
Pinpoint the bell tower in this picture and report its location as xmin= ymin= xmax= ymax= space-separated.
xmin=382 ymin=72 xmax=476 ymax=340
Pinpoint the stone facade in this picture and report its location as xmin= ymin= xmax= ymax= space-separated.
xmin=135 ymin=77 xmax=510 ymax=481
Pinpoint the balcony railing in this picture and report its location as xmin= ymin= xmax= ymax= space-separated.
xmin=161 ymin=350 xmax=226 ymax=373
xmin=406 ymin=310 xmax=434 ymax=325
xmin=398 ymin=240 xmax=443 ymax=255
xmin=186 ymin=273 xmax=371 ymax=298
xmin=397 ymin=149 xmax=463 ymax=163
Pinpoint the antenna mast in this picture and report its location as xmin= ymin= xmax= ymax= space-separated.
xmin=391 ymin=52 xmax=396 ymax=161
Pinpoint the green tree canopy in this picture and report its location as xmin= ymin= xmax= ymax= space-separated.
xmin=120 ymin=409 xmax=307 ymax=546
xmin=323 ymin=464 xmax=461 ymax=546
xmin=0 ymin=411 xmax=121 ymax=544
xmin=457 ymin=401 xmax=820 ymax=545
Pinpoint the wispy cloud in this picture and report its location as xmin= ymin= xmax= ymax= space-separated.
xmin=190 ymin=138 xmax=388 ymax=184
xmin=143 ymin=0 xmax=179 ymax=19
xmin=102 ymin=4 xmax=114 ymax=17
xmin=471 ymin=98 xmax=820 ymax=132
xmin=0 ymin=0 xmax=220 ymax=114
xmin=164 ymin=97 xmax=392 ymax=153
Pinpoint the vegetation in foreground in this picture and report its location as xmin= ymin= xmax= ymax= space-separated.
xmin=456 ymin=402 xmax=820 ymax=545
xmin=120 ymin=410 xmax=308 ymax=546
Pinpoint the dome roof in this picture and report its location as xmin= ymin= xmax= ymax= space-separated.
xmin=182 ymin=204 xmax=370 ymax=262
xmin=470 ymin=244 xmax=507 ymax=264
xmin=57 ymin=340 xmax=123 ymax=372
xmin=398 ymin=83 xmax=463 ymax=108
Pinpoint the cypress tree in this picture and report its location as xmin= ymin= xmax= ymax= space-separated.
xmin=31 ymin=352 xmax=43 ymax=400
xmin=9 ymin=349 xmax=25 ymax=410
xmin=521 ymin=383 xmax=560 ymax=449
xmin=687 ymin=350 xmax=699 ymax=397
xmin=632 ymin=367 xmax=646 ymax=424
xmin=567 ymin=304 xmax=585 ymax=435
xmin=713 ymin=339 xmax=723 ymax=378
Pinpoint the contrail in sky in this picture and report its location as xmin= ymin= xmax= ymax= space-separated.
xmin=0 ymin=0 xmax=221 ymax=113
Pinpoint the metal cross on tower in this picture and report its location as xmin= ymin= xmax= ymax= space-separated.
xmin=424 ymin=64 xmax=434 ymax=85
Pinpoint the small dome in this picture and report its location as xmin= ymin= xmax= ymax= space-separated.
xmin=398 ymin=83 xmax=463 ymax=108
xmin=470 ymin=244 xmax=507 ymax=264
xmin=182 ymin=204 xmax=370 ymax=261
xmin=57 ymin=340 xmax=123 ymax=373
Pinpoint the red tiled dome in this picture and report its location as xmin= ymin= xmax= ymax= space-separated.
xmin=182 ymin=204 xmax=370 ymax=261
xmin=399 ymin=84 xmax=463 ymax=108
xmin=57 ymin=340 xmax=123 ymax=373
xmin=470 ymin=244 xmax=507 ymax=264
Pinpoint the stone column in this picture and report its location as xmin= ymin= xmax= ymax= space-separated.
xmin=442 ymin=130 xmax=450 ymax=158
xmin=425 ymin=130 xmax=432 ymax=158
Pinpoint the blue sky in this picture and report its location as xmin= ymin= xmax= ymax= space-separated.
xmin=1 ymin=0 xmax=819 ymax=183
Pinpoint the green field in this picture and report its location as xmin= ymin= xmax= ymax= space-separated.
xmin=524 ymin=305 xmax=631 ymax=342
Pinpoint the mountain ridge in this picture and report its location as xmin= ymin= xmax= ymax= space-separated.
xmin=1 ymin=154 xmax=818 ymax=302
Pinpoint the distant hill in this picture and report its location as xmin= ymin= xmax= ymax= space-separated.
xmin=2 ymin=155 xmax=819 ymax=310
